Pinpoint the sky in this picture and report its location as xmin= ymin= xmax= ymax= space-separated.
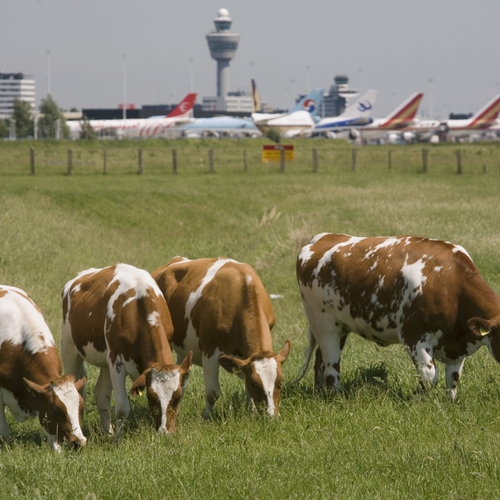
xmin=1 ymin=0 xmax=499 ymax=119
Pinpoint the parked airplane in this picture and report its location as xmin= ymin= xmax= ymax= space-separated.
xmin=313 ymin=90 xmax=378 ymax=137
xmin=333 ymin=92 xmax=424 ymax=142
xmin=176 ymin=115 xmax=261 ymax=138
xmin=251 ymin=82 xmax=324 ymax=138
xmin=437 ymin=94 xmax=500 ymax=141
xmin=67 ymin=93 xmax=197 ymax=139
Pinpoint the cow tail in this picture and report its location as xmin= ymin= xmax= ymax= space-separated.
xmin=289 ymin=328 xmax=316 ymax=385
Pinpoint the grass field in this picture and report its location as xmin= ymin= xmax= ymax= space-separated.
xmin=1 ymin=138 xmax=500 ymax=499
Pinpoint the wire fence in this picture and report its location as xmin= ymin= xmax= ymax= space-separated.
xmin=1 ymin=140 xmax=500 ymax=176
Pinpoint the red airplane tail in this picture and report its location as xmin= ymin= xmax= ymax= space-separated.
xmin=468 ymin=95 xmax=500 ymax=128
xmin=167 ymin=93 xmax=197 ymax=118
xmin=381 ymin=93 xmax=424 ymax=129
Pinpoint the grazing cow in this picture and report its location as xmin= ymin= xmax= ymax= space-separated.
xmin=0 ymin=285 xmax=86 ymax=451
xmin=61 ymin=264 xmax=192 ymax=438
xmin=153 ymin=257 xmax=291 ymax=418
xmin=295 ymin=233 xmax=500 ymax=399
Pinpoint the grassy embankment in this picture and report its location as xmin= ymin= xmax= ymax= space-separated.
xmin=1 ymin=138 xmax=500 ymax=499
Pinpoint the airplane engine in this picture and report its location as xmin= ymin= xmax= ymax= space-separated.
xmin=325 ymin=131 xmax=337 ymax=139
xmin=429 ymin=134 xmax=440 ymax=144
xmin=402 ymin=131 xmax=416 ymax=143
xmin=348 ymin=128 xmax=360 ymax=141
xmin=387 ymin=133 xmax=400 ymax=144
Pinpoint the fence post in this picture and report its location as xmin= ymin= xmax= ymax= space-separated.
xmin=279 ymin=148 xmax=285 ymax=173
xmin=209 ymin=149 xmax=215 ymax=173
xmin=312 ymin=148 xmax=319 ymax=173
xmin=422 ymin=148 xmax=428 ymax=173
xmin=243 ymin=150 xmax=247 ymax=172
xmin=483 ymin=164 xmax=486 ymax=174
xmin=456 ymin=149 xmax=462 ymax=174
xmin=351 ymin=148 xmax=357 ymax=172
xmin=138 ymin=149 xmax=143 ymax=174
xmin=388 ymin=150 xmax=392 ymax=171
xmin=67 ymin=149 xmax=72 ymax=175
xmin=172 ymin=149 xmax=178 ymax=174
xmin=30 ymin=148 xmax=35 ymax=175
xmin=103 ymin=149 xmax=107 ymax=175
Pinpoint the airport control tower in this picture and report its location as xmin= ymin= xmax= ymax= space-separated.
xmin=206 ymin=8 xmax=240 ymax=99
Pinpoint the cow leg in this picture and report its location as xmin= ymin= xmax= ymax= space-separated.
xmin=108 ymin=367 xmax=130 ymax=440
xmin=0 ymin=398 xmax=10 ymax=442
xmin=202 ymin=352 xmax=221 ymax=419
xmin=445 ymin=359 xmax=465 ymax=401
xmin=313 ymin=323 xmax=349 ymax=391
xmin=406 ymin=339 xmax=439 ymax=392
xmin=94 ymin=367 xmax=114 ymax=435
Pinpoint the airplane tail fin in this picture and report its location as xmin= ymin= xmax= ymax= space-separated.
xmin=167 ymin=93 xmax=197 ymax=118
xmin=251 ymin=79 xmax=262 ymax=113
xmin=290 ymin=88 xmax=324 ymax=116
xmin=381 ymin=92 xmax=423 ymax=128
xmin=468 ymin=95 xmax=500 ymax=128
xmin=340 ymin=90 xmax=378 ymax=119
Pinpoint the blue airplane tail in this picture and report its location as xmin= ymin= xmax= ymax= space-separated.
xmin=289 ymin=89 xmax=324 ymax=116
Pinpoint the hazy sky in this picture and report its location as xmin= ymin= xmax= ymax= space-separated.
xmin=1 ymin=1 xmax=499 ymax=118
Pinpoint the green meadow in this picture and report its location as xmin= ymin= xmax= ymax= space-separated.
xmin=1 ymin=138 xmax=500 ymax=499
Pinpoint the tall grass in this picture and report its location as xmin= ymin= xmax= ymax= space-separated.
xmin=1 ymin=139 xmax=500 ymax=499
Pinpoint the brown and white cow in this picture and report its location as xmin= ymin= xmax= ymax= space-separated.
xmin=0 ymin=285 xmax=86 ymax=451
xmin=61 ymin=264 xmax=192 ymax=438
xmin=295 ymin=233 xmax=500 ymax=399
xmin=153 ymin=257 xmax=291 ymax=418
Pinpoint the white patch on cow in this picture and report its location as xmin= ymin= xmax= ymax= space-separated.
xmin=253 ymin=358 xmax=278 ymax=416
xmin=434 ymin=266 xmax=443 ymax=273
xmin=80 ymin=341 xmax=108 ymax=368
xmin=105 ymin=264 xmax=161 ymax=328
xmin=246 ymin=275 xmax=253 ymax=286
xmin=147 ymin=311 xmax=160 ymax=327
xmin=451 ymin=244 xmax=473 ymax=260
xmin=1 ymin=388 xmax=34 ymax=422
xmin=150 ymin=369 xmax=181 ymax=433
xmin=401 ymin=255 xmax=427 ymax=296
xmin=184 ymin=258 xmax=238 ymax=321
xmin=309 ymin=233 xmax=330 ymax=245
xmin=313 ymin=236 xmax=366 ymax=279
xmin=0 ymin=286 xmax=55 ymax=354
xmin=62 ymin=268 xmax=100 ymax=323
xmin=52 ymin=382 xmax=86 ymax=445
xmin=363 ymin=237 xmax=401 ymax=260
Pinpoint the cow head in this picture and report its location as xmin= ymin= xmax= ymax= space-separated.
xmin=468 ymin=316 xmax=500 ymax=361
xmin=130 ymin=351 xmax=193 ymax=433
xmin=219 ymin=340 xmax=291 ymax=416
xmin=23 ymin=376 xmax=86 ymax=452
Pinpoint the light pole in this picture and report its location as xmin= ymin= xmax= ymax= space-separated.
xmin=189 ymin=58 xmax=194 ymax=93
xmin=428 ymin=78 xmax=434 ymax=119
xmin=46 ymin=49 xmax=51 ymax=97
xmin=122 ymin=54 xmax=127 ymax=121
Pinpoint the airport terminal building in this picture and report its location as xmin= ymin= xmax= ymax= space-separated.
xmin=0 ymin=73 xmax=36 ymax=118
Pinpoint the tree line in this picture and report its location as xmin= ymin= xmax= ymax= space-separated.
xmin=0 ymin=95 xmax=79 ymax=140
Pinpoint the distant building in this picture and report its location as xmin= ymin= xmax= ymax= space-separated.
xmin=202 ymin=90 xmax=253 ymax=113
xmin=321 ymin=75 xmax=357 ymax=117
xmin=0 ymin=72 xmax=36 ymax=118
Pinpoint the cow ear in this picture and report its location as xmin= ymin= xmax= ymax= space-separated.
xmin=276 ymin=340 xmax=291 ymax=364
xmin=23 ymin=378 xmax=45 ymax=397
xmin=180 ymin=351 xmax=193 ymax=374
xmin=74 ymin=377 xmax=86 ymax=395
xmin=130 ymin=369 xmax=151 ymax=396
xmin=468 ymin=317 xmax=492 ymax=338
xmin=219 ymin=355 xmax=246 ymax=375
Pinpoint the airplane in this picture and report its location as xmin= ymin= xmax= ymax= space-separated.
xmin=391 ymin=94 xmax=500 ymax=144
xmin=332 ymin=92 xmax=424 ymax=142
xmin=67 ymin=93 xmax=197 ymax=139
xmin=437 ymin=94 xmax=500 ymax=142
xmin=251 ymin=81 xmax=324 ymax=138
xmin=312 ymin=90 xmax=378 ymax=137
xmin=176 ymin=115 xmax=261 ymax=138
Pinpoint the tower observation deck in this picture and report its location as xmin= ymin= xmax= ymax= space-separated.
xmin=206 ymin=8 xmax=240 ymax=98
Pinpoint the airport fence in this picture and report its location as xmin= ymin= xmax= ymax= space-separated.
xmin=1 ymin=140 xmax=500 ymax=177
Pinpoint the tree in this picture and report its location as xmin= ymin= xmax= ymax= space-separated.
xmin=38 ymin=95 xmax=70 ymax=139
xmin=79 ymin=115 xmax=97 ymax=139
xmin=0 ymin=119 xmax=8 ymax=139
xmin=265 ymin=127 xmax=281 ymax=143
xmin=12 ymin=99 xmax=34 ymax=138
